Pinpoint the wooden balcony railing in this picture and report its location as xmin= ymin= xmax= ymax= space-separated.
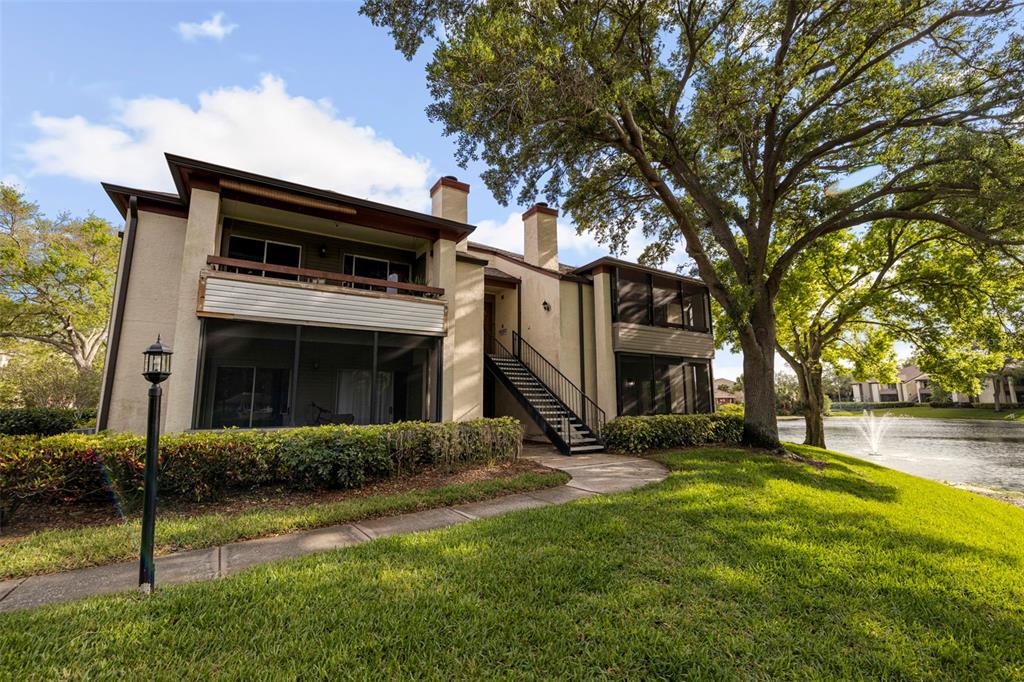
xmin=206 ymin=256 xmax=443 ymax=298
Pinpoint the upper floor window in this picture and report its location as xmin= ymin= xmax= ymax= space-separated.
xmin=616 ymin=269 xmax=651 ymax=324
xmin=615 ymin=267 xmax=708 ymax=332
xmin=227 ymin=235 xmax=301 ymax=280
xmin=343 ymin=255 xmax=412 ymax=284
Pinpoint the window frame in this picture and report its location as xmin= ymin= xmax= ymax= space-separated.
xmin=226 ymin=235 xmax=302 ymax=274
xmin=614 ymin=267 xmax=709 ymax=333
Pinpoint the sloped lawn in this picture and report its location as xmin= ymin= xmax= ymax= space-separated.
xmin=2 ymin=444 xmax=1023 ymax=679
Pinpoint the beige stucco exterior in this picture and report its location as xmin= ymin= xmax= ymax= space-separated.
xmin=453 ymin=259 xmax=484 ymax=420
xmin=164 ymin=189 xmax=222 ymax=432
xmin=591 ymin=271 xmax=618 ymax=418
xmin=524 ymin=207 xmax=558 ymax=270
xmin=102 ymin=210 xmax=187 ymax=433
xmin=99 ymin=161 xmax=715 ymax=439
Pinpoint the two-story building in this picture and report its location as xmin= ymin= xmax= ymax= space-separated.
xmin=97 ymin=155 xmax=715 ymax=453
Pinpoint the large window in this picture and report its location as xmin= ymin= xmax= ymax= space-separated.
xmin=616 ymin=269 xmax=651 ymax=325
xmin=343 ymin=255 xmax=413 ymax=285
xmin=616 ymin=353 xmax=713 ymax=416
xmin=197 ymin=320 xmax=440 ymax=429
xmin=199 ymin=320 xmax=296 ymax=428
xmin=615 ymin=268 xmax=709 ymax=332
xmin=227 ymin=235 xmax=301 ymax=279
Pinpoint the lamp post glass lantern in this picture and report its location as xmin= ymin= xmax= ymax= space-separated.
xmin=139 ymin=336 xmax=172 ymax=593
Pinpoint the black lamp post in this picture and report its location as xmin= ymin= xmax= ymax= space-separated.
xmin=139 ymin=336 xmax=172 ymax=593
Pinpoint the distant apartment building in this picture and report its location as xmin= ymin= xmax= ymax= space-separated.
xmin=851 ymin=364 xmax=1022 ymax=405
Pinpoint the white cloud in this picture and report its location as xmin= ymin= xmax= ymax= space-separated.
xmin=176 ymin=12 xmax=237 ymax=41
xmin=22 ymin=75 xmax=434 ymax=210
xmin=1 ymin=173 xmax=27 ymax=191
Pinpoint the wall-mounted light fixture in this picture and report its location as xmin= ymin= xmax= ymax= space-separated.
xmin=542 ymin=300 xmax=551 ymax=312
xmin=319 ymin=244 xmax=329 ymax=258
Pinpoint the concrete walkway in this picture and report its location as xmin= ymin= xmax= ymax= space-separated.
xmin=0 ymin=450 xmax=666 ymax=613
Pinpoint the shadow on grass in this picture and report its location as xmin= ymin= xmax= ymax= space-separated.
xmin=655 ymin=447 xmax=900 ymax=503
xmin=3 ymin=448 xmax=1023 ymax=679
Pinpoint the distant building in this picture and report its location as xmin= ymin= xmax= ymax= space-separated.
xmin=850 ymin=363 xmax=1022 ymax=404
xmin=714 ymin=378 xmax=742 ymax=405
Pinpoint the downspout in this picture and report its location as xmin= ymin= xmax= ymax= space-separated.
xmin=577 ymin=281 xmax=586 ymax=394
xmin=96 ymin=196 xmax=139 ymax=431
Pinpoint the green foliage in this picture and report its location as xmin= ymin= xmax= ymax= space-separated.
xmin=603 ymin=413 xmax=743 ymax=453
xmin=363 ymin=0 xmax=1024 ymax=447
xmin=716 ymin=402 xmax=744 ymax=416
xmin=0 ymin=469 xmax=568 ymax=580
xmin=0 ymin=341 xmax=102 ymax=409
xmin=0 ymin=418 xmax=522 ymax=527
xmin=6 ymin=445 xmax=1024 ymax=678
xmin=0 ymin=407 xmax=94 ymax=436
xmin=0 ymin=184 xmax=118 ymax=376
xmin=773 ymin=372 xmax=802 ymax=415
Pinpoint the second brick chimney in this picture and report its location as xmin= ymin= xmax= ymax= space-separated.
xmin=523 ymin=203 xmax=559 ymax=270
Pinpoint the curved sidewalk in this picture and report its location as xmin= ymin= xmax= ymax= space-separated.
xmin=0 ymin=451 xmax=666 ymax=613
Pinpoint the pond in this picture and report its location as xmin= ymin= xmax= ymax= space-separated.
xmin=777 ymin=417 xmax=1024 ymax=492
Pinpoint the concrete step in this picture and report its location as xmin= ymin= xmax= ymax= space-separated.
xmin=569 ymin=444 xmax=605 ymax=453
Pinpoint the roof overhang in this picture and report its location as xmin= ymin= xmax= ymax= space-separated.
xmin=103 ymin=154 xmax=477 ymax=242
xmin=572 ymin=256 xmax=706 ymax=287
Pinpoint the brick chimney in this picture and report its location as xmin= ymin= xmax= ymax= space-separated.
xmin=523 ymin=202 xmax=559 ymax=270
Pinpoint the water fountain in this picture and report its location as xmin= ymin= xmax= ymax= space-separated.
xmin=855 ymin=409 xmax=895 ymax=455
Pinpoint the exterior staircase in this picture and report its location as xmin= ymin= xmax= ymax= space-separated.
xmin=485 ymin=332 xmax=605 ymax=455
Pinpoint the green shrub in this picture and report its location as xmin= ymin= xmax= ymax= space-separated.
xmin=0 ymin=418 xmax=522 ymax=527
xmin=603 ymin=413 xmax=743 ymax=454
xmin=928 ymin=401 xmax=974 ymax=408
xmin=716 ymin=403 xmax=744 ymax=416
xmin=0 ymin=408 xmax=95 ymax=436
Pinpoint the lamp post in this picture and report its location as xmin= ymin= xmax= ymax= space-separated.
xmin=139 ymin=336 xmax=172 ymax=594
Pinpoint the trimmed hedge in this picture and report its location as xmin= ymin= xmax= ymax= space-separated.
xmin=0 ymin=408 xmax=97 ymax=436
xmin=0 ymin=418 xmax=522 ymax=527
xmin=603 ymin=413 xmax=743 ymax=454
xmin=928 ymin=401 xmax=975 ymax=408
xmin=831 ymin=401 xmax=916 ymax=411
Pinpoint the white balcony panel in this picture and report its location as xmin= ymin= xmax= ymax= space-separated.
xmin=200 ymin=274 xmax=445 ymax=335
xmin=613 ymin=322 xmax=714 ymax=358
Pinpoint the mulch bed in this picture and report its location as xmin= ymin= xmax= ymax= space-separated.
xmin=2 ymin=459 xmax=553 ymax=540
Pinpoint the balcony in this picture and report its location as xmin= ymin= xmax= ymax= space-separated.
xmin=198 ymin=256 xmax=447 ymax=336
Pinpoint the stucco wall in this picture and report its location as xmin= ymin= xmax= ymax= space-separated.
xmin=592 ymin=271 xmax=618 ymax=417
xmin=105 ymin=210 xmax=187 ymax=433
xmin=431 ymin=238 xmax=458 ymax=420
xmin=164 ymin=189 xmax=222 ymax=432
xmin=453 ymin=260 xmax=484 ymax=420
xmin=491 ymin=287 xmax=518 ymax=350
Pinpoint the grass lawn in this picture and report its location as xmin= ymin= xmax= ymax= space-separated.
xmin=830 ymin=405 xmax=1024 ymax=421
xmin=3 ymin=445 xmax=1023 ymax=679
xmin=0 ymin=470 xmax=568 ymax=580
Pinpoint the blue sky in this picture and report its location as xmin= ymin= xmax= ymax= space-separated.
xmin=1 ymin=2 xmax=745 ymax=376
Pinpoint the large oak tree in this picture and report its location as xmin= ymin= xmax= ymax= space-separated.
xmin=0 ymin=184 xmax=119 ymax=384
xmin=364 ymin=0 xmax=1024 ymax=446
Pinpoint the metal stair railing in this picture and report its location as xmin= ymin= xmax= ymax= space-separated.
xmin=512 ymin=331 xmax=605 ymax=441
xmin=486 ymin=337 xmax=572 ymax=453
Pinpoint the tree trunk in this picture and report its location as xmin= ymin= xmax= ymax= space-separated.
xmin=801 ymin=364 xmax=827 ymax=449
xmin=782 ymin=352 xmax=827 ymax=450
xmin=738 ymin=296 xmax=780 ymax=448
xmin=994 ymin=371 xmax=1004 ymax=412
